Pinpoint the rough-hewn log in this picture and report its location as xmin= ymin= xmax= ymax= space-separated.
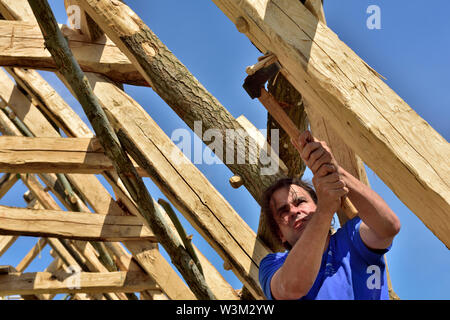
xmin=0 ymin=205 xmax=156 ymax=241
xmin=0 ymin=271 xmax=158 ymax=295
xmin=211 ymin=0 xmax=450 ymax=248
xmin=87 ymin=72 xmax=268 ymax=299
xmin=0 ymin=20 xmax=147 ymax=86
xmin=75 ymin=0 xmax=286 ymax=206
xmin=28 ymin=0 xmax=214 ymax=299
xmin=0 ymin=136 xmax=147 ymax=175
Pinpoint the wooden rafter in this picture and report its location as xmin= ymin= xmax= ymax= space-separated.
xmin=6 ymin=67 xmax=93 ymax=139
xmin=211 ymin=0 xmax=450 ymax=248
xmin=0 ymin=20 xmax=147 ymax=86
xmin=0 ymin=271 xmax=158 ymax=295
xmin=104 ymin=170 xmax=240 ymax=300
xmin=26 ymin=197 xmax=125 ymax=300
xmin=0 ymin=136 xmax=147 ymax=176
xmin=0 ymin=205 xmax=156 ymax=241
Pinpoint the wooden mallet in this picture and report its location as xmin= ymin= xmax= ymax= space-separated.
xmin=243 ymin=59 xmax=358 ymax=218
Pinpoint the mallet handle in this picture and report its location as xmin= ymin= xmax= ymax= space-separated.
xmin=259 ymin=88 xmax=358 ymax=218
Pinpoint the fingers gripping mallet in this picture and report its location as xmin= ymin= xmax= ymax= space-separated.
xmin=243 ymin=59 xmax=358 ymax=218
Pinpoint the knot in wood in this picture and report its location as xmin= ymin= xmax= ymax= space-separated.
xmin=142 ymin=42 xmax=156 ymax=57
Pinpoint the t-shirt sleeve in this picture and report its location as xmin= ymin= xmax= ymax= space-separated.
xmin=345 ymin=217 xmax=392 ymax=265
xmin=258 ymin=253 xmax=287 ymax=300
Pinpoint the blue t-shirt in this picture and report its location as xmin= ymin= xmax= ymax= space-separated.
xmin=259 ymin=217 xmax=391 ymax=300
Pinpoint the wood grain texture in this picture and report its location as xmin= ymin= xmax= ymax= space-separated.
xmin=211 ymin=0 xmax=450 ymax=248
xmin=0 ymin=205 xmax=156 ymax=241
xmin=0 ymin=136 xmax=147 ymax=175
xmin=0 ymin=271 xmax=157 ymax=295
xmin=0 ymin=20 xmax=147 ymax=86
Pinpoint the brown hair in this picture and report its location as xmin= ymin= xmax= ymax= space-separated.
xmin=262 ymin=178 xmax=317 ymax=250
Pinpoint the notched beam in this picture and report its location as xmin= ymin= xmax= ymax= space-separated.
xmin=0 ymin=205 xmax=157 ymax=241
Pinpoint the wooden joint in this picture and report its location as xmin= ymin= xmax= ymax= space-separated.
xmin=229 ymin=175 xmax=243 ymax=189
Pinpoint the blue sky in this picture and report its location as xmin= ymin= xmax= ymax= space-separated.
xmin=0 ymin=0 xmax=448 ymax=300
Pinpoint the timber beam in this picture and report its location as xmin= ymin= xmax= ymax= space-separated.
xmin=0 ymin=136 xmax=147 ymax=176
xmin=0 ymin=271 xmax=158 ymax=295
xmin=0 ymin=205 xmax=156 ymax=241
xmin=211 ymin=0 xmax=450 ymax=247
xmin=86 ymin=72 xmax=269 ymax=299
xmin=0 ymin=20 xmax=147 ymax=86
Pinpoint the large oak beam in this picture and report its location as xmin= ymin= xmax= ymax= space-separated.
xmin=0 ymin=20 xmax=147 ymax=86
xmin=211 ymin=0 xmax=450 ymax=247
xmin=0 ymin=205 xmax=156 ymax=241
xmin=0 ymin=136 xmax=147 ymax=175
xmin=0 ymin=271 xmax=157 ymax=295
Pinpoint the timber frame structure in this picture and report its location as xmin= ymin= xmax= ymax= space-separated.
xmin=0 ymin=0 xmax=448 ymax=300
